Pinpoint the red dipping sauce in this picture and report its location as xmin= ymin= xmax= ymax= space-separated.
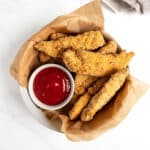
xmin=33 ymin=67 xmax=71 ymax=106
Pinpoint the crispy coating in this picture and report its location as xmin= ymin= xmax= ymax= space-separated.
xmin=69 ymin=93 xmax=91 ymax=120
xmin=74 ymin=74 xmax=97 ymax=95
xmin=74 ymin=40 xmax=117 ymax=96
xmin=69 ymin=77 xmax=108 ymax=120
xmin=59 ymin=93 xmax=79 ymax=115
xmin=69 ymin=93 xmax=87 ymax=121
xmin=38 ymin=33 xmax=67 ymax=62
xmin=38 ymin=52 xmax=51 ymax=63
xmin=98 ymin=41 xmax=117 ymax=54
xmin=50 ymin=33 xmax=66 ymax=40
xmin=70 ymin=93 xmax=79 ymax=105
xmin=63 ymin=50 xmax=134 ymax=77
xmin=88 ymin=77 xmax=108 ymax=95
xmin=81 ymin=68 xmax=129 ymax=122
xmin=34 ymin=31 xmax=105 ymax=57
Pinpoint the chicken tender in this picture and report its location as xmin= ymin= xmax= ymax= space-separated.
xmin=74 ymin=74 xmax=97 ymax=95
xmin=69 ymin=93 xmax=91 ymax=120
xmin=34 ymin=31 xmax=105 ymax=57
xmin=98 ymin=41 xmax=117 ymax=54
xmin=70 ymin=93 xmax=79 ymax=105
xmin=38 ymin=52 xmax=51 ymax=63
xmin=38 ymin=33 xmax=67 ymax=62
xmin=81 ymin=68 xmax=129 ymax=122
xmin=50 ymin=33 xmax=66 ymax=40
xmin=63 ymin=50 xmax=134 ymax=77
xmin=69 ymin=77 xmax=108 ymax=120
xmin=74 ymin=40 xmax=117 ymax=96
xmin=59 ymin=93 xmax=79 ymax=115
xmin=87 ymin=77 xmax=108 ymax=95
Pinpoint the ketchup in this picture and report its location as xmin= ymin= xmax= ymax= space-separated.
xmin=33 ymin=67 xmax=71 ymax=105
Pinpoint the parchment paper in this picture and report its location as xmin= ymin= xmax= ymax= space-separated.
xmin=10 ymin=0 xmax=149 ymax=141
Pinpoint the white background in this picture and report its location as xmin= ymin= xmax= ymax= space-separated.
xmin=0 ymin=0 xmax=150 ymax=149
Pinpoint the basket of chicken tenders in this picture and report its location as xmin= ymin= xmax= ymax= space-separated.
xmin=10 ymin=0 xmax=148 ymax=141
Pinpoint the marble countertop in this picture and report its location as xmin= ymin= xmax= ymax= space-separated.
xmin=0 ymin=0 xmax=150 ymax=149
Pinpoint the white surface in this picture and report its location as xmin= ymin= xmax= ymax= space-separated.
xmin=0 ymin=0 xmax=150 ymax=150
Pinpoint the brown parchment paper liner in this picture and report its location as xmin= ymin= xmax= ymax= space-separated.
xmin=10 ymin=0 xmax=149 ymax=141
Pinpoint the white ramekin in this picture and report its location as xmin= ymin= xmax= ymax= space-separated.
xmin=28 ymin=64 xmax=74 ymax=110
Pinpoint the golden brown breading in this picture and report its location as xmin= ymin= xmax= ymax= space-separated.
xmin=69 ymin=93 xmax=91 ymax=120
xmin=59 ymin=93 xmax=79 ymax=115
xmin=81 ymin=68 xmax=129 ymax=122
xmin=74 ymin=74 xmax=97 ymax=95
xmin=50 ymin=33 xmax=66 ymax=40
xmin=34 ymin=31 xmax=105 ymax=57
xmin=98 ymin=41 xmax=117 ymax=54
xmin=38 ymin=52 xmax=51 ymax=63
xmin=63 ymin=50 xmax=134 ymax=77
xmin=87 ymin=77 xmax=108 ymax=95
xmin=69 ymin=93 xmax=79 ymax=105
xmin=73 ymin=40 xmax=117 ymax=96
xmin=69 ymin=77 xmax=108 ymax=120
xmin=38 ymin=33 xmax=67 ymax=62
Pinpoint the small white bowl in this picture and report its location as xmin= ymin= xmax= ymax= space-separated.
xmin=28 ymin=64 xmax=74 ymax=111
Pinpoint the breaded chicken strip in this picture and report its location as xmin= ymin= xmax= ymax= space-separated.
xmin=38 ymin=33 xmax=67 ymax=62
xmin=81 ymin=68 xmax=129 ymax=122
xmin=74 ymin=74 xmax=97 ymax=95
xmin=69 ymin=77 xmax=108 ymax=120
xmin=34 ymin=31 xmax=105 ymax=57
xmin=69 ymin=93 xmax=91 ymax=120
xmin=98 ymin=41 xmax=117 ymax=54
xmin=70 ymin=93 xmax=79 ymax=105
xmin=63 ymin=50 xmax=134 ymax=76
xmin=59 ymin=93 xmax=79 ymax=115
xmin=50 ymin=33 xmax=66 ymax=40
xmin=74 ymin=40 xmax=118 ymax=96
xmin=38 ymin=52 xmax=52 ymax=63
xmin=87 ymin=77 xmax=108 ymax=95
